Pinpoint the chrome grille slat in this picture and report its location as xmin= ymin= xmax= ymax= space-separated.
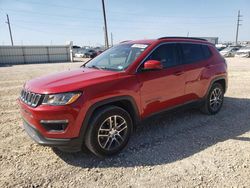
xmin=31 ymin=94 xmax=36 ymax=104
xmin=24 ymin=92 xmax=29 ymax=103
xmin=27 ymin=92 xmax=32 ymax=104
xmin=33 ymin=94 xmax=41 ymax=107
xmin=20 ymin=89 xmax=42 ymax=107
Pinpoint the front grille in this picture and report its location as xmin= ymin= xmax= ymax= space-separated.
xmin=20 ymin=89 xmax=42 ymax=107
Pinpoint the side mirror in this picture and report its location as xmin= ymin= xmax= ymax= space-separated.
xmin=143 ymin=60 xmax=163 ymax=70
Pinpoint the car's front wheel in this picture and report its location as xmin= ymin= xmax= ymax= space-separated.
xmin=85 ymin=106 xmax=133 ymax=157
xmin=201 ymin=83 xmax=224 ymax=115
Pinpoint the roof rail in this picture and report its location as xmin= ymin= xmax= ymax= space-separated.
xmin=158 ymin=37 xmax=207 ymax=41
xmin=120 ymin=40 xmax=132 ymax=43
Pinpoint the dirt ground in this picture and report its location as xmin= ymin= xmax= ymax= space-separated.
xmin=0 ymin=58 xmax=249 ymax=187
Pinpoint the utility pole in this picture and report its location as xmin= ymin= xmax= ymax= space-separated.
xmin=6 ymin=14 xmax=14 ymax=46
xmin=103 ymin=27 xmax=107 ymax=48
xmin=235 ymin=10 xmax=243 ymax=45
xmin=111 ymin=32 xmax=113 ymax=47
xmin=101 ymin=0 xmax=109 ymax=49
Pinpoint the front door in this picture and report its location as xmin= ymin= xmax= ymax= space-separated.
xmin=136 ymin=43 xmax=185 ymax=118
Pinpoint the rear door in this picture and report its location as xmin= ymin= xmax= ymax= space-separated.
xmin=180 ymin=43 xmax=212 ymax=100
xmin=136 ymin=43 xmax=185 ymax=117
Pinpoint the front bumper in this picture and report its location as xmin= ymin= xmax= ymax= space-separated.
xmin=18 ymin=97 xmax=87 ymax=139
xmin=23 ymin=119 xmax=82 ymax=152
xmin=221 ymin=53 xmax=234 ymax=57
xmin=18 ymin=96 xmax=89 ymax=152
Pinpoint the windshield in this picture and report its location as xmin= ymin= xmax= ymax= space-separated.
xmin=85 ymin=43 xmax=149 ymax=71
xmin=221 ymin=47 xmax=233 ymax=52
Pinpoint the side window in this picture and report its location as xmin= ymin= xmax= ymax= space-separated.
xmin=146 ymin=44 xmax=179 ymax=68
xmin=181 ymin=43 xmax=204 ymax=64
xmin=201 ymin=45 xmax=212 ymax=59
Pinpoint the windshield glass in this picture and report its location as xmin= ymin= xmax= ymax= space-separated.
xmin=221 ymin=47 xmax=233 ymax=52
xmin=85 ymin=43 xmax=149 ymax=71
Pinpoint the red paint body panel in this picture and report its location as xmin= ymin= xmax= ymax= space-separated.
xmin=137 ymin=65 xmax=185 ymax=117
xmin=18 ymin=37 xmax=227 ymax=141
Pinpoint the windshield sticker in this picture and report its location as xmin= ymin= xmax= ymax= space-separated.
xmin=131 ymin=44 xmax=148 ymax=49
xmin=117 ymin=65 xmax=124 ymax=70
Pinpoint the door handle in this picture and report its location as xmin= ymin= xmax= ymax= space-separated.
xmin=174 ymin=71 xmax=184 ymax=76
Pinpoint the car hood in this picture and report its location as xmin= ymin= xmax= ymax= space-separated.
xmin=24 ymin=68 xmax=121 ymax=94
xmin=237 ymin=49 xmax=250 ymax=53
xmin=220 ymin=51 xmax=230 ymax=54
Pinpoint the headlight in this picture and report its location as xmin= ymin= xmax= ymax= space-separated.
xmin=42 ymin=92 xmax=82 ymax=106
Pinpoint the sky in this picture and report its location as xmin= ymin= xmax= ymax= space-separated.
xmin=0 ymin=0 xmax=249 ymax=46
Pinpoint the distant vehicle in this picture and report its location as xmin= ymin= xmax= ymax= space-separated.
xmin=84 ymin=49 xmax=97 ymax=58
xmin=72 ymin=45 xmax=81 ymax=49
xmin=71 ymin=46 xmax=82 ymax=57
xmin=235 ymin=46 xmax=250 ymax=58
xmin=96 ymin=50 xmax=104 ymax=56
xmin=74 ymin=51 xmax=86 ymax=58
xmin=74 ymin=49 xmax=97 ymax=58
xmin=220 ymin=46 xmax=241 ymax=57
xmin=215 ymin=44 xmax=227 ymax=51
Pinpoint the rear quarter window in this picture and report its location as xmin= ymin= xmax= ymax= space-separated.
xmin=201 ymin=45 xmax=212 ymax=59
xmin=181 ymin=43 xmax=204 ymax=64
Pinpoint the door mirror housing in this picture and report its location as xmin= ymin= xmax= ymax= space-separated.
xmin=143 ymin=60 xmax=163 ymax=70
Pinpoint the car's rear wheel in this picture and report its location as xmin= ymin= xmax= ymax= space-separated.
xmin=201 ymin=83 xmax=224 ymax=115
xmin=85 ymin=106 xmax=133 ymax=157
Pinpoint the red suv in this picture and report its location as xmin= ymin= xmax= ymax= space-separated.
xmin=18 ymin=37 xmax=227 ymax=157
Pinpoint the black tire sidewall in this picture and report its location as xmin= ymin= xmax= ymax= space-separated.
xmin=85 ymin=106 xmax=133 ymax=157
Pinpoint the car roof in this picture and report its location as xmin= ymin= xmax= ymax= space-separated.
xmin=121 ymin=39 xmax=156 ymax=44
xmin=122 ymin=37 xmax=212 ymax=45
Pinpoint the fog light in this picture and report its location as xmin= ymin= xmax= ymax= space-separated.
xmin=40 ymin=120 xmax=68 ymax=132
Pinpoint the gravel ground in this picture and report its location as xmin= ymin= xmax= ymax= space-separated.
xmin=0 ymin=58 xmax=250 ymax=187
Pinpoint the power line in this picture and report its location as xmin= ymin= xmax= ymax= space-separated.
xmin=6 ymin=14 xmax=14 ymax=46
xmin=10 ymin=0 xmax=235 ymax=20
xmin=13 ymin=0 xmax=101 ymax=12
xmin=0 ymin=8 xmax=234 ymax=22
xmin=3 ymin=9 xmax=235 ymax=26
xmin=235 ymin=10 xmax=243 ymax=45
xmin=11 ymin=23 xmax=100 ymax=36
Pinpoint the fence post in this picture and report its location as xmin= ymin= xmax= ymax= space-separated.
xmin=46 ymin=46 xmax=50 ymax=63
xmin=67 ymin=41 xmax=73 ymax=62
xmin=21 ymin=46 xmax=26 ymax=64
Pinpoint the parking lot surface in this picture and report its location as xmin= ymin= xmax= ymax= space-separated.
xmin=0 ymin=58 xmax=249 ymax=187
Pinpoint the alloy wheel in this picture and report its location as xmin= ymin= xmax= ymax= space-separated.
xmin=97 ymin=115 xmax=128 ymax=151
xmin=210 ymin=87 xmax=223 ymax=111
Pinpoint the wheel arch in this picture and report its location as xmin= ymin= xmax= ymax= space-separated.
xmin=78 ymin=96 xmax=140 ymax=142
xmin=206 ymin=76 xmax=227 ymax=98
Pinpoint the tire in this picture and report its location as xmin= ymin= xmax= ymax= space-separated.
xmin=85 ymin=106 xmax=133 ymax=157
xmin=200 ymin=83 xmax=224 ymax=115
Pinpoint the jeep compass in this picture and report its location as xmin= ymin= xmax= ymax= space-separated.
xmin=18 ymin=37 xmax=228 ymax=157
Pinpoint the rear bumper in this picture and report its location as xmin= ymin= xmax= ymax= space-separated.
xmin=23 ymin=119 xmax=82 ymax=152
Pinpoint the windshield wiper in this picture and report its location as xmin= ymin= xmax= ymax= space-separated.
xmin=86 ymin=65 xmax=102 ymax=70
xmin=86 ymin=65 xmax=119 ymax=71
xmin=99 ymin=67 xmax=120 ymax=71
